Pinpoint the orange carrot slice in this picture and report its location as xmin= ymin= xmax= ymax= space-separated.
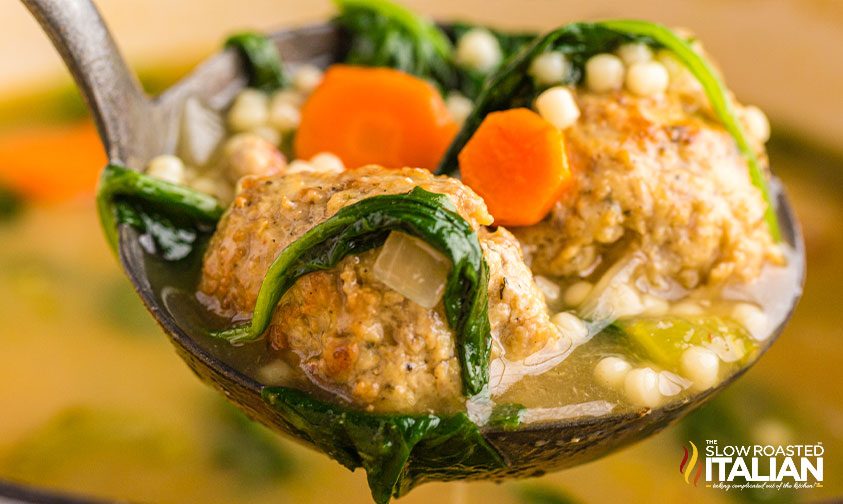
xmin=295 ymin=65 xmax=457 ymax=170
xmin=0 ymin=121 xmax=106 ymax=202
xmin=458 ymin=108 xmax=571 ymax=227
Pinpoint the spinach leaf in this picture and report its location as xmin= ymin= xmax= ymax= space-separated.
xmin=226 ymin=32 xmax=290 ymax=92
xmin=212 ymin=187 xmax=491 ymax=396
xmin=334 ymin=0 xmax=457 ymax=90
xmin=436 ymin=20 xmax=780 ymax=240
xmin=263 ymin=386 xmax=505 ymax=504
xmin=488 ymin=403 xmax=526 ymax=431
xmin=96 ymin=164 xmax=224 ymax=260
xmin=0 ymin=185 xmax=23 ymax=222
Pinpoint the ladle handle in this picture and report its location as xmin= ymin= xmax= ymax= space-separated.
xmin=21 ymin=0 xmax=151 ymax=166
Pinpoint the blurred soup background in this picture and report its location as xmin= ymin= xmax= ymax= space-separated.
xmin=0 ymin=1 xmax=840 ymax=503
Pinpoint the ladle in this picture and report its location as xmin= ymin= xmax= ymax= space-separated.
xmin=23 ymin=0 xmax=805 ymax=482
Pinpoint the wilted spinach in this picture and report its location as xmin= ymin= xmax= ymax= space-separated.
xmin=96 ymin=164 xmax=223 ymax=261
xmin=211 ymin=187 xmax=491 ymax=396
xmin=226 ymin=32 xmax=290 ymax=92
xmin=263 ymin=386 xmax=505 ymax=504
xmin=334 ymin=0 xmax=457 ymax=90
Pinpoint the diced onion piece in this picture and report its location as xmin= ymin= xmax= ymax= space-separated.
xmin=624 ymin=367 xmax=662 ymax=408
xmin=658 ymin=370 xmax=691 ymax=396
xmin=373 ymin=231 xmax=451 ymax=309
xmin=585 ymin=53 xmax=625 ymax=93
xmin=580 ymin=254 xmax=644 ymax=329
xmin=680 ymin=345 xmax=720 ymax=390
xmin=535 ymin=86 xmax=580 ymax=129
xmin=625 ymin=61 xmax=669 ymax=97
xmin=179 ymin=97 xmax=225 ymax=167
xmin=594 ymin=356 xmax=631 ymax=389
xmin=456 ymin=28 xmax=502 ymax=73
xmin=146 ymin=154 xmax=186 ymax=184
xmin=529 ymin=51 xmax=569 ymax=85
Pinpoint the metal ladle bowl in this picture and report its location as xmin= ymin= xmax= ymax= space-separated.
xmin=23 ymin=0 xmax=805 ymax=482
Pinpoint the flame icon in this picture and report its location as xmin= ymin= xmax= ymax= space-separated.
xmin=679 ymin=441 xmax=704 ymax=486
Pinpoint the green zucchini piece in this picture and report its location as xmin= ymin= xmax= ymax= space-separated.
xmin=263 ymin=386 xmax=505 ymax=504
xmin=212 ymin=187 xmax=491 ymax=396
xmin=615 ymin=315 xmax=757 ymax=371
xmin=225 ymin=32 xmax=290 ymax=92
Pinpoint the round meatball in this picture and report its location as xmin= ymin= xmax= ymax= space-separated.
xmin=514 ymin=90 xmax=783 ymax=290
xmin=199 ymin=166 xmax=562 ymax=413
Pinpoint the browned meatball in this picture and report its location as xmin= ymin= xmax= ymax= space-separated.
xmin=200 ymin=166 xmax=562 ymax=413
xmin=514 ymin=90 xmax=783 ymax=290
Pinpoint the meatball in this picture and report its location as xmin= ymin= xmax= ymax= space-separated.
xmin=514 ymin=90 xmax=783 ymax=290
xmin=200 ymin=166 xmax=562 ymax=412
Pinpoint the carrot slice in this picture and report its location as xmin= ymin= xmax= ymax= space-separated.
xmin=0 ymin=121 xmax=106 ymax=202
xmin=295 ymin=65 xmax=457 ymax=170
xmin=458 ymin=108 xmax=571 ymax=227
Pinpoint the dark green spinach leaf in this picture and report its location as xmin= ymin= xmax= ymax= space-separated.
xmin=212 ymin=187 xmax=491 ymax=396
xmin=263 ymin=386 xmax=505 ymax=504
xmin=226 ymin=32 xmax=290 ymax=92
xmin=334 ymin=0 xmax=457 ymax=90
xmin=96 ymin=164 xmax=224 ymax=260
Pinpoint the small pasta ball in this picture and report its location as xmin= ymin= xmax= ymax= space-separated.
xmin=585 ymin=53 xmax=625 ymax=93
xmin=616 ymin=42 xmax=653 ymax=65
xmin=731 ymin=302 xmax=769 ymax=340
xmin=624 ymin=367 xmax=662 ymax=408
xmin=222 ymin=133 xmax=286 ymax=181
xmin=529 ymin=51 xmax=569 ymax=85
xmin=249 ymin=125 xmax=281 ymax=146
xmin=293 ymin=64 xmax=324 ymax=94
xmin=270 ymin=89 xmax=305 ymax=107
xmin=268 ymin=98 xmax=301 ymax=133
xmin=740 ymin=105 xmax=771 ymax=143
xmin=309 ymin=152 xmax=345 ymax=174
xmin=227 ymin=89 xmax=269 ymax=132
xmin=680 ymin=346 xmax=720 ymax=391
xmin=146 ymin=154 xmax=186 ymax=185
xmin=535 ymin=86 xmax=580 ymax=129
xmin=445 ymin=92 xmax=474 ymax=126
xmin=625 ymin=61 xmax=669 ymax=96
xmin=594 ymin=356 xmax=631 ymax=389
xmin=191 ymin=176 xmax=233 ymax=204
xmin=456 ymin=28 xmax=502 ymax=73
xmin=551 ymin=311 xmax=588 ymax=345
xmin=563 ymin=281 xmax=592 ymax=307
